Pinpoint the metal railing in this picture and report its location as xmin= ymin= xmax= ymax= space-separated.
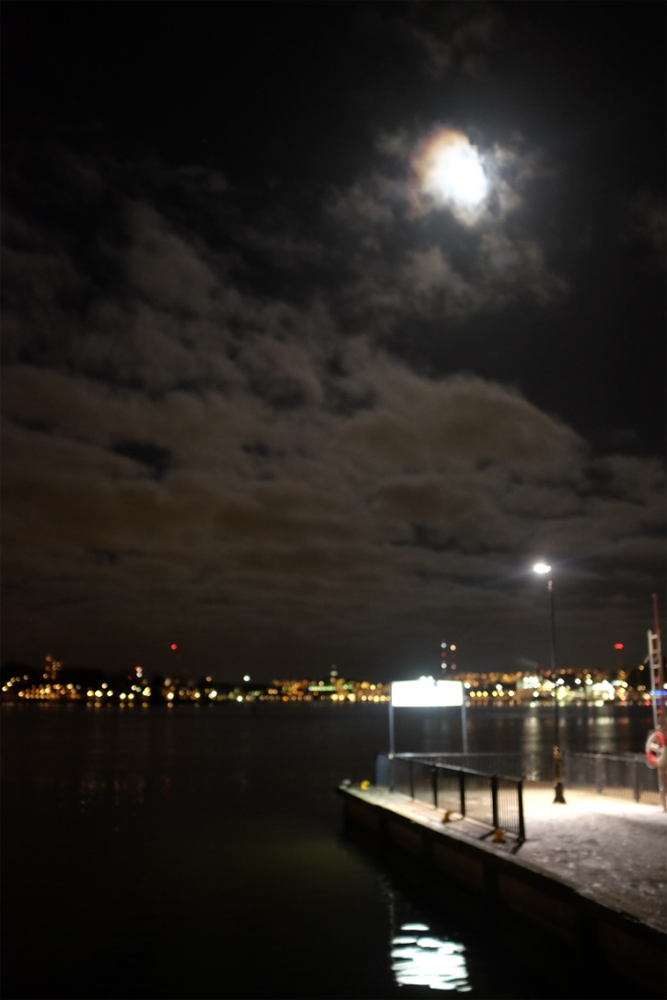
xmin=405 ymin=752 xmax=542 ymax=781
xmin=564 ymin=752 xmax=660 ymax=803
xmin=376 ymin=753 xmax=525 ymax=843
xmin=388 ymin=751 xmax=660 ymax=804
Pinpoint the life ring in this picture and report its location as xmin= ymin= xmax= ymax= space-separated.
xmin=645 ymin=729 xmax=666 ymax=769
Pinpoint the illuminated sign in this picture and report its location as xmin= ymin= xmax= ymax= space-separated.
xmin=391 ymin=677 xmax=463 ymax=708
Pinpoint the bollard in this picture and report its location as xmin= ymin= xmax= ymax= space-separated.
xmin=491 ymin=775 xmax=499 ymax=831
xmin=518 ymin=779 xmax=526 ymax=842
xmin=458 ymin=769 xmax=466 ymax=818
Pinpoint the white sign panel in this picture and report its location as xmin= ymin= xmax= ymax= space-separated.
xmin=391 ymin=678 xmax=463 ymax=708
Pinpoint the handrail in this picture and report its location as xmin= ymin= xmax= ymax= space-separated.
xmin=381 ymin=750 xmax=660 ymax=804
xmin=376 ymin=753 xmax=525 ymax=843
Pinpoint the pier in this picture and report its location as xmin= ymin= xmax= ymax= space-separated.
xmin=339 ymin=778 xmax=667 ymax=997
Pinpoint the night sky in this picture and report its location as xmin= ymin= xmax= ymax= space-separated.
xmin=2 ymin=2 xmax=665 ymax=682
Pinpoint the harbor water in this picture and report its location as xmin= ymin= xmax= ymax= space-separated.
xmin=1 ymin=700 xmax=656 ymax=999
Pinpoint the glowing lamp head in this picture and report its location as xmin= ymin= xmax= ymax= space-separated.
xmin=533 ymin=562 xmax=552 ymax=576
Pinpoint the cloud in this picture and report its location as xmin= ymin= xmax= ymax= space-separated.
xmin=333 ymin=126 xmax=570 ymax=318
xmin=622 ymin=190 xmax=666 ymax=259
xmin=4 ymin=324 xmax=662 ymax=664
xmin=388 ymin=3 xmax=504 ymax=81
xmin=123 ymin=201 xmax=221 ymax=309
xmin=1 ymin=140 xmax=663 ymax=677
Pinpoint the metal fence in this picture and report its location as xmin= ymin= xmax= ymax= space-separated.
xmin=404 ymin=752 xmax=543 ymax=780
xmin=389 ymin=751 xmax=660 ymax=804
xmin=564 ymin=752 xmax=660 ymax=803
xmin=375 ymin=753 xmax=525 ymax=843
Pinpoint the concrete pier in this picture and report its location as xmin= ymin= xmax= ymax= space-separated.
xmin=338 ymin=781 xmax=667 ymax=998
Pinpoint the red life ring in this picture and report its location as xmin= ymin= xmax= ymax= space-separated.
xmin=645 ymin=729 xmax=666 ymax=769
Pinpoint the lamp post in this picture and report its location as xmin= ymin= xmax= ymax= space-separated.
xmin=533 ymin=562 xmax=566 ymax=804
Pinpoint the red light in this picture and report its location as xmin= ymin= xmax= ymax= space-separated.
xmin=614 ymin=643 xmax=624 ymax=650
xmin=170 ymin=643 xmax=178 ymax=651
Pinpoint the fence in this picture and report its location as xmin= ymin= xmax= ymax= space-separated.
xmin=389 ymin=751 xmax=660 ymax=804
xmin=375 ymin=752 xmax=525 ymax=843
xmin=564 ymin=752 xmax=660 ymax=804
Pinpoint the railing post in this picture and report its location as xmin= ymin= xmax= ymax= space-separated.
xmin=518 ymin=779 xmax=525 ymax=841
xmin=491 ymin=775 xmax=499 ymax=830
xmin=459 ymin=769 xmax=466 ymax=817
xmin=431 ymin=765 xmax=438 ymax=808
xmin=633 ymin=758 xmax=641 ymax=802
xmin=409 ymin=759 xmax=414 ymax=800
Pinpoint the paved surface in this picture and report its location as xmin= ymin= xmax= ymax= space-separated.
xmin=356 ymin=782 xmax=667 ymax=935
xmin=513 ymin=784 xmax=666 ymax=935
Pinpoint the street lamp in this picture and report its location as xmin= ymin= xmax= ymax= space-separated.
xmin=533 ymin=562 xmax=566 ymax=804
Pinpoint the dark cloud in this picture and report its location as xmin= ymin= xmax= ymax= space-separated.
xmin=622 ymin=190 xmax=667 ymax=258
xmin=111 ymin=440 xmax=173 ymax=480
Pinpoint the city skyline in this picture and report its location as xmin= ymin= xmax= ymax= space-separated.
xmin=2 ymin=651 xmax=656 ymax=708
xmin=2 ymin=2 xmax=665 ymax=682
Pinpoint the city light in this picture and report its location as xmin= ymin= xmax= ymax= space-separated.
xmin=1 ymin=658 xmax=654 ymax=708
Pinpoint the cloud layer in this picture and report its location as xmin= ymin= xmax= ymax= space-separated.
xmin=2 ymin=134 xmax=664 ymax=679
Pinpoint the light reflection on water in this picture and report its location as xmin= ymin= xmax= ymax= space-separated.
xmin=396 ymin=702 xmax=648 ymax=760
xmin=391 ymin=922 xmax=471 ymax=992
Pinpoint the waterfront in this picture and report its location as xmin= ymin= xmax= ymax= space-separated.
xmin=1 ymin=701 xmax=658 ymax=999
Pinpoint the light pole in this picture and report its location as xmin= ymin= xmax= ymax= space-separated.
xmin=533 ymin=562 xmax=566 ymax=804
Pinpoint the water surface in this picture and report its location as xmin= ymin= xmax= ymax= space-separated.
xmin=1 ymin=701 xmax=653 ymax=998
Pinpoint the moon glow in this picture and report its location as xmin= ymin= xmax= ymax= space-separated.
xmin=414 ymin=129 xmax=489 ymax=220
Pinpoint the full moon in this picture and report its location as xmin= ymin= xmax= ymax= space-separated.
xmin=413 ymin=129 xmax=489 ymax=220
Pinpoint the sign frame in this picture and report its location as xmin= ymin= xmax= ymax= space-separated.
xmin=388 ymin=676 xmax=467 ymax=758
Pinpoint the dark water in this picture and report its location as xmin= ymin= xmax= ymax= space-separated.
xmin=1 ymin=702 xmax=655 ymax=999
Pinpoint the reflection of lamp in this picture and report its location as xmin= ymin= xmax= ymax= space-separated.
xmin=533 ymin=562 xmax=566 ymax=804
xmin=391 ymin=922 xmax=470 ymax=991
